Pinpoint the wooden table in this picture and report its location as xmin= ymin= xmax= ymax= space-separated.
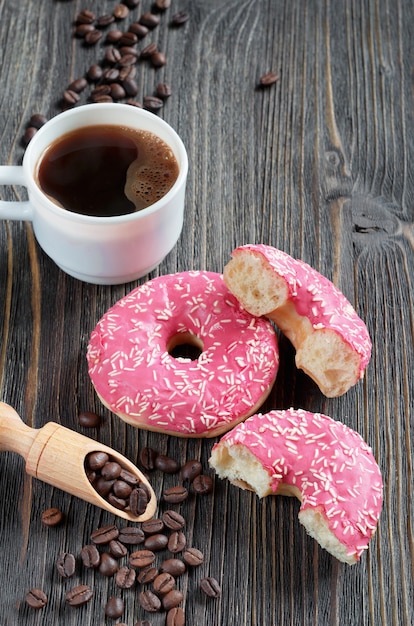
xmin=0 ymin=1 xmax=413 ymax=624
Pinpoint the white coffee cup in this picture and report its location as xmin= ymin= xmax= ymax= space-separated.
xmin=0 ymin=104 xmax=188 ymax=285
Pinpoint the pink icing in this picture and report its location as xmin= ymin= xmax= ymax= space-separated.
xmin=233 ymin=245 xmax=372 ymax=375
xmin=214 ymin=408 xmax=383 ymax=560
xmin=87 ymin=271 xmax=279 ymax=436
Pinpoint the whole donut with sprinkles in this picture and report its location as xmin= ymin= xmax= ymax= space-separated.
xmin=87 ymin=271 xmax=279 ymax=437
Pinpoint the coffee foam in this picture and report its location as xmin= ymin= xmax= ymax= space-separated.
xmin=125 ymin=132 xmax=179 ymax=209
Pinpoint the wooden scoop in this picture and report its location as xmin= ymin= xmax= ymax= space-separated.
xmin=0 ymin=402 xmax=156 ymax=522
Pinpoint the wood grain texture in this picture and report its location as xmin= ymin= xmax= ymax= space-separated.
xmin=0 ymin=0 xmax=413 ymax=624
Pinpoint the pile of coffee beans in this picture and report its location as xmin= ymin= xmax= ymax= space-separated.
xmin=27 ymin=445 xmax=221 ymax=624
xmin=85 ymin=450 xmax=152 ymax=516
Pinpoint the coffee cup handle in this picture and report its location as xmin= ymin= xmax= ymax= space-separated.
xmin=0 ymin=166 xmax=33 ymax=221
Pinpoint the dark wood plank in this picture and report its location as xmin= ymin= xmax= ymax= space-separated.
xmin=0 ymin=0 xmax=413 ymax=624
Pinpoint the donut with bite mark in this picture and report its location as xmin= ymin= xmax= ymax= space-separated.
xmin=209 ymin=408 xmax=383 ymax=565
xmin=87 ymin=271 xmax=279 ymax=437
xmin=223 ymin=244 xmax=372 ymax=397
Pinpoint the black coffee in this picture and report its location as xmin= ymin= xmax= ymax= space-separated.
xmin=36 ymin=124 xmax=179 ymax=217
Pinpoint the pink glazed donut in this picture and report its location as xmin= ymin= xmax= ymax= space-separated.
xmin=223 ymin=244 xmax=372 ymax=397
xmin=209 ymin=408 xmax=383 ymax=564
xmin=87 ymin=271 xmax=279 ymax=437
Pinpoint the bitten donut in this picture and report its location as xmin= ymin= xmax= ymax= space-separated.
xmin=223 ymin=244 xmax=372 ymax=397
xmin=87 ymin=271 xmax=279 ymax=437
xmin=209 ymin=408 xmax=383 ymax=565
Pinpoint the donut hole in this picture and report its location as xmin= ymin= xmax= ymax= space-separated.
xmin=167 ymin=332 xmax=204 ymax=361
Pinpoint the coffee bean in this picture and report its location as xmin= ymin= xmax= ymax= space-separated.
xmin=163 ymin=485 xmax=188 ymax=504
xmin=87 ymin=64 xmax=103 ymax=81
xmin=122 ymin=77 xmax=139 ymax=97
xmin=168 ymin=531 xmax=186 ymax=554
xmin=94 ymin=95 xmax=114 ymax=103
xmin=139 ymin=590 xmax=161 ymax=613
xmin=137 ymin=566 xmax=159 ymax=584
xmin=119 ymin=31 xmax=138 ymax=46
xmin=156 ymin=82 xmax=172 ymax=99
xmin=91 ymin=84 xmax=112 ymax=99
xmin=139 ymin=447 xmax=158 ymax=470
xmin=105 ymin=596 xmax=124 ymax=619
xmin=112 ymin=479 xmax=132 ymax=499
xmin=129 ymin=22 xmax=149 ymax=38
xmin=101 ymin=461 xmax=122 ymax=480
xmin=108 ymin=492 xmax=127 ymax=510
xmin=109 ymin=539 xmax=128 ymax=559
xmin=85 ymin=451 xmax=109 ymax=470
xmin=126 ymin=99 xmax=143 ymax=108
xmin=41 ymin=507 xmax=63 ymax=527
xmin=105 ymin=46 xmax=122 ymax=64
xmin=166 ymin=607 xmax=185 ymax=626
xmin=153 ymin=572 xmax=175 ymax=594
xmin=29 ymin=113 xmax=48 ymax=129
xmin=63 ymin=89 xmax=80 ymax=106
xmin=80 ymin=544 xmax=100 ymax=568
xmin=110 ymin=83 xmax=127 ymax=101
xmin=76 ymin=9 xmax=95 ymax=24
xmin=259 ymin=71 xmax=279 ymax=86
xmin=119 ymin=46 xmax=140 ymax=58
xmin=171 ymin=11 xmax=190 ymax=25
xmin=91 ymin=523 xmax=119 ymax=544
xmin=56 ymin=552 xmax=76 ymax=578
xmin=23 ymin=126 xmax=38 ymax=145
xmin=200 ymin=576 xmax=221 ymax=598
xmin=99 ymin=552 xmax=119 ymax=576
xmin=139 ymin=13 xmax=161 ymax=29
xmin=180 ymin=460 xmax=202 ymax=483
xmin=119 ymin=53 xmax=137 ymax=67
xmin=151 ymin=51 xmax=167 ymax=68
xmin=159 ymin=558 xmax=186 ymax=577
xmin=192 ymin=474 xmax=213 ymax=495
xmin=143 ymin=95 xmax=164 ymax=112
xmin=155 ymin=0 xmax=171 ymax=9
xmin=124 ymin=0 xmax=141 ymax=6
xmin=84 ymin=29 xmax=103 ymax=45
xmin=115 ymin=565 xmax=136 ymax=589
xmin=129 ymin=549 xmax=156 ymax=569
xmin=129 ymin=486 xmax=150 ymax=515
xmin=183 ymin=547 xmax=204 ymax=567
xmin=68 ymin=78 xmax=88 ymax=94
xmin=120 ymin=468 xmax=140 ymax=485
xmin=75 ymin=23 xmax=96 ymax=37
xmin=96 ymin=14 xmax=116 ymax=27
xmin=26 ymin=588 xmax=48 ymax=609
xmin=118 ymin=525 xmax=145 ymax=545
xmin=113 ymin=4 xmax=129 ymax=20
xmin=155 ymin=454 xmax=180 ymax=474
xmin=142 ymin=518 xmax=164 ymax=535
xmin=106 ymin=29 xmax=123 ymax=43
xmin=162 ymin=510 xmax=185 ymax=531
xmin=94 ymin=476 xmax=116 ymax=497
xmin=65 ymin=584 xmax=93 ymax=607
xmin=144 ymin=533 xmax=168 ymax=551
xmin=162 ymin=589 xmax=184 ymax=611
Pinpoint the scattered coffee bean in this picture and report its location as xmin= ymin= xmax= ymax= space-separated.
xmin=163 ymin=485 xmax=188 ymax=504
xmin=118 ymin=525 xmax=145 ymax=545
xmin=115 ymin=565 xmax=136 ymax=589
xmin=139 ymin=589 xmax=162 ymax=613
xmin=119 ymin=31 xmax=138 ymax=46
xmin=84 ymin=29 xmax=103 ymax=45
xmin=110 ymin=83 xmax=127 ymax=100
xmin=78 ymin=410 xmax=101 ymax=428
xmin=87 ymin=64 xmax=103 ymax=81
xmin=99 ymin=552 xmax=119 ymax=576
xmin=80 ymin=544 xmax=100 ymax=568
xmin=23 ymin=126 xmax=38 ymax=145
xmin=129 ymin=549 xmax=156 ymax=569
xmin=192 ymin=474 xmax=214 ymax=495
xmin=90 ymin=523 xmax=119 ymax=544
xmin=156 ymin=82 xmax=172 ymax=99
xmin=56 ymin=552 xmax=76 ymax=578
xmin=105 ymin=46 xmax=122 ymax=64
xmin=113 ymin=4 xmax=129 ymax=20
xmin=180 ymin=459 xmax=202 ymax=482
xmin=76 ymin=9 xmax=95 ymax=24
xmin=96 ymin=14 xmax=116 ymax=28
xmin=68 ymin=78 xmax=88 ymax=94
xmin=168 ymin=531 xmax=186 ymax=554
xmin=140 ymin=43 xmax=159 ymax=59
xmin=171 ymin=11 xmax=190 ymax=26
xmin=166 ymin=607 xmax=185 ymax=626
xmin=153 ymin=572 xmax=175 ymax=594
xmin=162 ymin=510 xmax=185 ymax=531
xmin=63 ymin=89 xmax=80 ymax=106
xmin=144 ymin=533 xmax=169 ymax=551
xmin=259 ymin=71 xmax=279 ymax=86
xmin=65 ymin=584 xmax=93 ymax=607
xmin=154 ymin=454 xmax=180 ymax=474
xmin=75 ymin=23 xmax=96 ymax=37
xmin=139 ymin=13 xmax=161 ymax=29
xmin=129 ymin=22 xmax=149 ymax=38
xmin=200 ymin=576 xmax=221 ymax=598
xmin=151 ymin=51 xmax=167 ymax=67
xmin=155 ymin=0 xmax=172 ymax=9
xmin=126 ymin=99 xmax=143 ymax=107
xmin=105 ymin=596 xmax=125 ymax=619
xmin=142 ymin=518 xmax=164 ymax=535
xmin=29 ymin=113 xmax=48 ymax=129
xmin=183 ymin=547 xmax=204 ymax=567
xmin=139 ymin=447 xmax=158 ymax=470
xmin=162 ymin=589 xmax=184 ymax=611
xmin=159 ymin=558 xmax=186 ymax=577
xmin=106 ymin=29 xmax=124 ymax=43
xmin=109 ymin=539 xmax=128 ymax=559
xmin=26 ymin=588 xmax=48 ymax=609
xmin=137 ymin=566 xmax=159 ymax=584
xmin=143 ymin=95 xmax=164 ymax=112
xmin=122 ymin=77 xmax=139 ymax=97
xmin=41 ymin=507 xmax=63 ymax=527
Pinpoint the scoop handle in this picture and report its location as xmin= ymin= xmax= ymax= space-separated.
xmin=0 ymin=402 xmax=36 ymax=455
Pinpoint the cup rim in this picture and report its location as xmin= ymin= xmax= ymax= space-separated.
xmin=24 ymin=103 xmax=189 ymax=224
